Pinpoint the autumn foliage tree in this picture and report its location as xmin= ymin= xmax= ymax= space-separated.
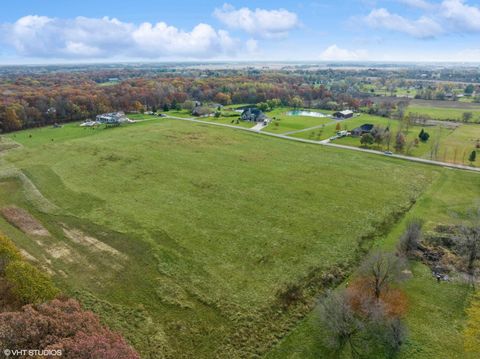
xmin=394 ymin=132 xmax=406 ymax=152
xmin=3 ymin=105 xmax=23 ymax=132
xmin=4 ymin=261 xmax=59 ymax=304
xmin=319 ymin=284 xmax=407 ymax=358
xmin=358 ymin=251 xmax=406 ymax=300
xmin=318 ymin=252 xmax=409 ymax=357
xmin=214 ymin=92 xmax=232 ymax=105
xmin=0 ymin=235 xmax=21 ymax=274
xmin=0 ymin=298 xmax=140 ymax=359
xmin=347 ymin=277 xmax=408 ymax=319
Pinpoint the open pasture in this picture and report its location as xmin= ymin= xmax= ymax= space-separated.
xmin=0 ymin=118 xmax=439 ymax=357
xmin=408 ymin=99 xmax=480 ymax=122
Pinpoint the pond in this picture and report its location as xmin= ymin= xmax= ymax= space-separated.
xmin=286 ymin=110 xmax=329 ymax=118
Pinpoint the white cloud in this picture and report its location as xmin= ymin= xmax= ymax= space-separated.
xmin=319 ymin=45 xmax=369 ymax=61
xmin=440 ymin=0 xmax=480 ymax=32
xmin=365 ymin=8 xmax=443 ymax=38
xmin=1 ymin=15 xmax=238 ymax=59
xmin=398 ymin=0 xmax=434 ymax=10
xmin=213 ymin=3 xmax=299 ymax=38
xmin=132 ymin=22 xmax=235 ymax=58
xmin=365 ymin=1 xmax=480 ymax=39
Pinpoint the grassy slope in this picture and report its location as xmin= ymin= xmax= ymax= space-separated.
xmin=266 ymin=169 xmax=480 ymax=359
xmin=0 ymin=119 xmax=439 ymax=357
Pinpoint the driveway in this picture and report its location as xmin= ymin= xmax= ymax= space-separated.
xmin=250 ymin=122 xmax=267 ymax=131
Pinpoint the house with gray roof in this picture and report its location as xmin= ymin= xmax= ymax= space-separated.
xmin=240 ymin=108 xmax=267 ymax=122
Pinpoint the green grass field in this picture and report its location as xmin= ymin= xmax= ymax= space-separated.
xmin=130 ymin=109 xmax=255 ymax=128
xmin=266 ymin=168 xmax=480 ymax=359
xmin=290 ymin=114 xmax=395 ymax=141
xmin=262 ymin=107 xmax=334 ymax=134
xmin=289 ymin=113 xmax=480 ymax=165
xmin=408 ymin=102 xmax=480 ymax=122
xmin=0 ymin=118 xmax=449 ymax=358
xmin=325 ymin=122 xmax=479 ymax=165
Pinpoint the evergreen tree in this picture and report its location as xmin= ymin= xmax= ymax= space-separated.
xmin=469 ymin=150 xmax=476 ymax=163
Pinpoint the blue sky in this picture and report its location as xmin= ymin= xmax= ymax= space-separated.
xmin=1 ymin=0 xmax=480 ymax=63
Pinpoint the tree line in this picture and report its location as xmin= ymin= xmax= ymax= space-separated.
xmin=0 ymin=71 xmax=367 ymax=133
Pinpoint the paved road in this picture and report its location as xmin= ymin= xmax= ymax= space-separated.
xmin=164 ymin=115 xmax=480 ymax=174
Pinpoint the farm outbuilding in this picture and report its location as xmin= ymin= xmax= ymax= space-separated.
xmin=333 ymin=110 xmax=354 ymax=119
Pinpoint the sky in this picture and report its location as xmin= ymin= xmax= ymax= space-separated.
xmin=1 ymin=0 xmax=480 ymax=64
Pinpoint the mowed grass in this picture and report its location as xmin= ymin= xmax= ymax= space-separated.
xmin=2 ymin=119 xmax=440 ymax=357
xmin=130 ymin=109 xmax=255 ymax=128
xmin=291 ymin=113 xmax=480 ymax=165
xmin=291 ymin=114 xmax=395 ymax=141
xmin=262 ymin=107 xmax=334 ymax=134
xmin=267 ymin=169 xmax=480 ymax=359
xmin=323 ymin=122 xmax=480 ymax=165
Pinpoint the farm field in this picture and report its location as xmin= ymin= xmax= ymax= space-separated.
xmin=360 ymin=84 xmax=417 ymax=98
xmin=0 ymin=118 xmax=442 ymax=358
xmin=266 ymin=168 xmax=480 ymax=359
xmin=408 ymin=99 xmax=480 ymax=122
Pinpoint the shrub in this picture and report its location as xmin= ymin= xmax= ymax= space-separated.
xmin=469 ymin=150 xmax=476 ymax=163
xmin=418 ymin=129 xmax=430 ymax=142
xmin=57 ymin=331 xmax=140 ymax=359
xmin=4 ymin=261 xmax=59 ymax=304
xmin=276 ymin=282 xmax=304 ymax=308
xmin=360 ymin=133 xmax=374 ymax=146
xmin=0 ymin=235 xmax=22 ymax=274
xmin=0 ymin=298 xmax=140 ymax=358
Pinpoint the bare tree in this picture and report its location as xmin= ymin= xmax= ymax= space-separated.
xmin=376 ymin=317 xmax=407 ymax=358
xmin=317 ymin=290 xmax=364 ymax=358
xmin=359 ymin=252 xmax=406 ymax=300
xmin=397 ymin=218 xmax=423 ymax=256
xmin=455 ymin=207 xmax=480 ymax=286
